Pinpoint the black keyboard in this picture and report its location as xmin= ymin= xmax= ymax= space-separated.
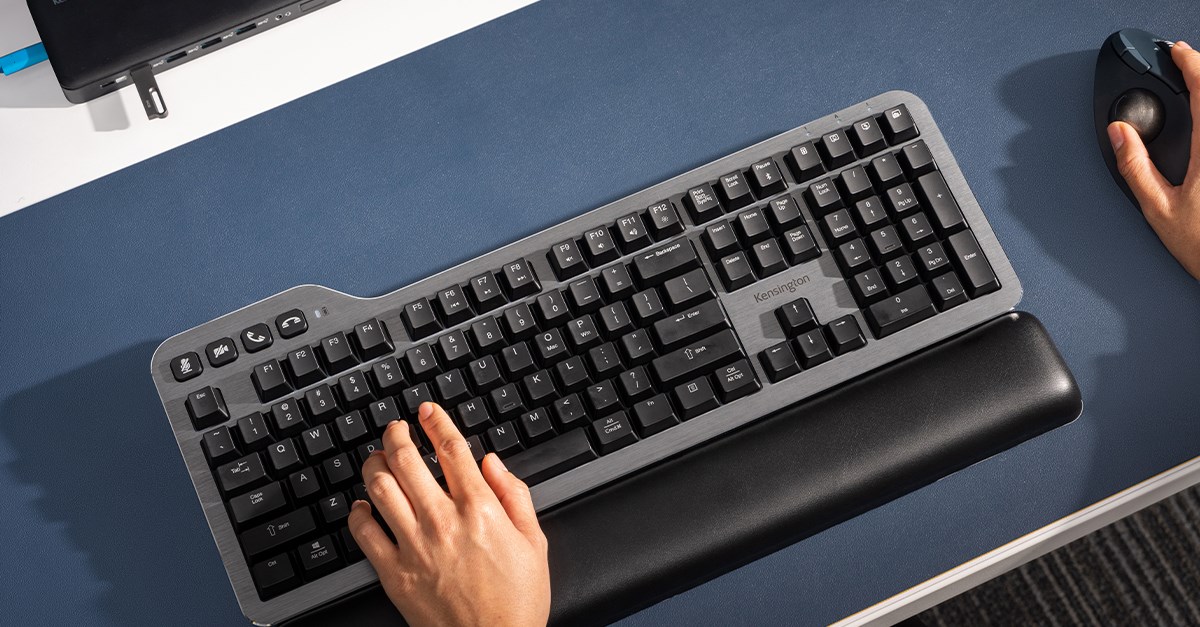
xmin=151 ymin=91 xmax=1020 ymax=624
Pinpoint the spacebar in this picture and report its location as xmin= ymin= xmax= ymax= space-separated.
xmin=505 ymin=429 xmax=598 ymax=486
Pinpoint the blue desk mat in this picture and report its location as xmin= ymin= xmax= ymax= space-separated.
xmin=2 ymin=0 xmax=1198 ymax=624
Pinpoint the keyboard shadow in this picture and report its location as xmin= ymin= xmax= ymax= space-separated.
xmin=998 ymin=52 xmax=1200 ymax=493
xmin=0 ymin=341 xmax=241 ymax=625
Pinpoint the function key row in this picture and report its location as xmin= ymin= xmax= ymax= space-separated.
xmin=401 ymin=259 xmax=541 ymax=340
xmin=548 ymin=201 xmax=686 ymax=281
xmin=170 ymin=308 xmax=310 ymax=383
xmin=248 ymin=317 xmax=395 ymax=406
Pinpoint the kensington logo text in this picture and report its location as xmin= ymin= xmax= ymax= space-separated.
xmin=752 ymin=275 xmax=811 ymax=303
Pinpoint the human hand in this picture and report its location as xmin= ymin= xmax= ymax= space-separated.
xmin=1107 ymin=40 xmax=1200 ymax=280
xmin=349 ymin=402 xmax=550 ymax=627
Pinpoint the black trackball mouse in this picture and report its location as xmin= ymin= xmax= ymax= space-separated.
xmin=1094 ymin=29 xmax=1191 ymax=210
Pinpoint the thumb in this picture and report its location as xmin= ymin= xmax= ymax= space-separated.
xmin=480 ymin=453 xmax=545 ymax=546
xmin=1108 ymin=121 xmax=1174 ymax=217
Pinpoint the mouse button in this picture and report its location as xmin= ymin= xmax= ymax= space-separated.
xmin=1119 ymin=48 xmax=1151 ymax=74
xmin=1152 ymin=44 xmax=1187 ymax=94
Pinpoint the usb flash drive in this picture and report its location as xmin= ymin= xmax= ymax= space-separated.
xmin=131 ymin=65 xmax=168 ymax=120
xmin=0 ymin=42 xmax=48 ymax=76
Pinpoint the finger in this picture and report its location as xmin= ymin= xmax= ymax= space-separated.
xmin=1108 ymin=121 xmax=1174 ymax=215
xmin=348 ymin=500 xmax=398 ymax=565
xmin=417 ymin=402 xmax=491 ymax=502
xmin=480 ymin=453 xmax=544 ymax=546
xmin=362 ymin=451 xmax=417 ymax=538
xmin=382 ymin=419 xmax=446 ymax=514
xmin=1172 ymin=42 xmax=1200 ymax=169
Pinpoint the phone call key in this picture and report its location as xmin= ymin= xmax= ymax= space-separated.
xmin=242 ymin=324 xmax=274 ymax=353
xmin=275 ymin=309 xmax=308 ymax=339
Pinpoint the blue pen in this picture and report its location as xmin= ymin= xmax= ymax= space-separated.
xmin=0 ymin=42 xmax=48 ymax=76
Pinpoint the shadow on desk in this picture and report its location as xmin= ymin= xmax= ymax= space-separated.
xmin=999 ymin=51 xmax=1200 ymax=494
xmin=0 ymin=341 xmax=232 ymax=625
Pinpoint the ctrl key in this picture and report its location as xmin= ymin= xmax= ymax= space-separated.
xmin=252 ymin=553 xmax=298 ymax=599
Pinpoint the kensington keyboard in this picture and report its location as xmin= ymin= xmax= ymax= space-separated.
xmin=152 ymin=91 xmax=1020 ymax=625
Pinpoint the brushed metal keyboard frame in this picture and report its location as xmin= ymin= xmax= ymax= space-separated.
xmin=151 ymin=90 xmax=1021 ymax=625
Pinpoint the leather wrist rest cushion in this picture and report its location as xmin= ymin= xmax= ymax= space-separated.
xmin=289 ymin=311 xmax=1081 ymax=626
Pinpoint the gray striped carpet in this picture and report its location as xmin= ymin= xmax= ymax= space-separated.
xmin=916 ymin=484 xmax=1200 ymax=626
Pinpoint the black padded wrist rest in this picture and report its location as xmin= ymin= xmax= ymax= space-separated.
xmin=289 ymin=311 xmax=1081 ymax=627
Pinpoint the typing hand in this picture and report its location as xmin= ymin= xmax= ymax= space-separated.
xmin=349 ymin=402 xmax=550 ymax=627
xmin=1107 ymin=40 xmax=1200 ymax=281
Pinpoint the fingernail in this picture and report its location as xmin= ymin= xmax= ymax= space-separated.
xmin=1107 ymin=122 xmax=1125 ymax=151
xmin=494 ymin=454 xmax=508 ymax=472
xmin=418 ymin=402 xmax=435 ymax=420
xmin=352 ymin=499 xmax=370 ymax=511
xmin=1177 ymin=40 xmax=1192 ymax=50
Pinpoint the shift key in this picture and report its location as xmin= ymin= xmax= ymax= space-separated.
xmin=241 ymin=508 xmax=317 ymax=557
xmin=651 ymin=329 xmax=743 ymax=386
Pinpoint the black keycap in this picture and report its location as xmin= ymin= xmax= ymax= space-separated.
xmin=781 ymin=226 xmax=821 ymax=264
xmin=216 ymin=452 xmax=269 ymax=494
xmin=301 ymin=423 xmax=336 ymax=458
xmin=776 ymin=298 xmax=817 ymax=336
xmin=852 ymin=268 xmax=889 ymax=303
xmin=505 ymin=428 xmax=597 ymax=486
xmin=468 ymin=271 xmax=508 ymax=312
xmin=170 ymin=352 xmax=202 ymax=382
xmin=760 ymin=342 xmax=800 ymax=382
xmin=403 ymin=297 xmax=441 ymax=339
xmin=275 ymin=309 xmax=308 ymax=339
xmin=947 ymin=230 xmax=1000 ymax=297
xmin=552 ymin=394 xmax=589 ymax=430
xmin=354 ymin=440 xmax=384 ymax=466
xmin=288 ymin=467 xmax=322 ymax=502
xmin=885 ymin=183 xmax=919 ymax=216
xmin=501 ymin=259 xmax=540 ymax=298
xmin=286 ymin=346 xmax=324 ymax=387
xmin=241 ymin=323 xmax=274 ymax=353
xmin=822 ymin=208 xmax=857 ymax=244
xmin=916 ymin=242 xmax=952 ymax=276
xmin=837 ymin=165 xmax=874 ymax=201
xmin=251 ymin=554 xmax=298 ymax=599
xmin=717 ymin=171 xmax=754 ymax=210
xmin=850 ymin=116 xmax=886 ymax=155
xmin=718 ymin=251 xmax=756 ymax=290
xmin=554 ymin=355 xmax=590 ymax=392
xmin=630 ymin=288 xmax=666 ymax=323
xmin=404 ymin=343 xmax=439 ymax=380
xmin=704 ymin=221 xmax=740 ymax=257
xmin=522 ymin=370 xmax=557 ymax=406
xmin=591 ymin=412 xmax=638 ymax=454
xmin=401 ymin=383 xmax=434 ymax=417
xmin=520 ymin=409 xmax=555 ymax=445
xmin=673 ymin=376 xmax=720 ymax=419
xmin=319 ymin=332 xmax=358 ymax=373
xmin=352 ymin=318 xmax=393 ymax=360
xmin=229 ymin=481 xmax=288 ymax=526
xmin=464 ymin=435 xmax=488 ymax=463
xmin=619 ymin=330 xmax=656 ymax=366
xmin=654 ymin=299 xmax=728 ymax=349
xmin=205 ymin=337 xmax=238 ymax=367
xmin=899 ymin=139 xmax=936 ymax=176
xmin=684 ymin=184 xmax=724 ymax=223
xmin=632 ymin=238 xmax=701 ymax=286
xmin=318 ymin=492 xmax=350 ymax=524
xmin=749 ymin=158 xmax=786 ymax=197
xmin=550 ymin=239 xmax=588 ymax=280
xmin=786 ymin=141 xmax=824 ymax=181
xmin=819 ymin=129 xmax=855 ymax=168
xmin=614 ymin=212 xmax=653 ymax=252
xmin=436 ymin=286 xmax=473 ymax=325
xmin=437 ymin=330 xmax=472 ymax=367
xmin=805 ymin=178 xmax=844 ymax=216
xmin=435 ymin=369 xmax=471 ymax=405
xmin=337 ymin=371 xmax=374 ymax=409
xmin=750 ymin=239 xmax=788 ymax=278
xmin=735 ymin=208 xmax=772 ymax=244
xmin=486 ymin=420 xmax=523 ymax=457
xmin=767 ymin=195 xmax=805 ymax=232
xmin=826 ymin=315 xmax=867 ymax=354
xmin=865 ymin=284 xmax=937 ymax=338
xmin=617 ymin=366 xmax=655 ymax=402
xmin=423 ymin=453 xmax=444 ymax=480
xmin=714 ymin=358 xmax=760 ymax=402
xmin=899 ymin=212 xmax=936 ymax=246
xmin=323 ymin=454 xmax=356 ymax=486
xmin=598 ymin=302 xmax=634 ymax=338
xmin=663 ymin=268 xmax=713 ymax=311
xmin=501 ymin=342 xmax=537 ymax=378
xmin=502 ymin=303 xmax=538 ymax=340
xmin=186 ymin=386 xmax=229 ymax=429
xmin=793 ymin=328 xmax=833 ymax=368
xmin=367 ymin=397 xmax=400 ymax=430
xmin=585 ymin=380 xmax=622 ymax=416
xmin=268 ymin=438 xmax=303 ymax=473
xmin=916 ymin=171 xmax=966 ymax=235
xmin=588 ymin=343 xmax=624 ymax=378
xmin=298 ymin=534 xmax=341 ymax=578
xmin=489 ymin=383 xmax=526 ymax=420
xmin=334 ymin=410 xmax=370 ymax=444
xmin=304 ymin=384 xmax=340 ymax=422
xmin=881 ymin=104 xmax=918 ymax=144
xmin=536 ymin=290 xmax=572 ymax=327
xmin=853 ymin=196 xmax=889 ymax=230
xmin=837 ymin=238 xmax=873 ymax=273
xmin=237 ymin=413 xmax=272 ymax=450
xmin=651 ymin=329 xmax=742 ymax=386
xmin=884 ymin=256 xmax=921 ymax=290
xmin=468 ymin=355 xmax=504 ymax=391
xmin=457 ymin=397 xmax=493 ymax=434
xmin=599 ymin=263 xmax=637 ymax=300
xmin=868 ymin=154 xmax=905 ymax=189
xmin=868 ymin=225 xmax=904 ymax=260
xmin=203 ymin=426 xmax=238 ymax=465
xmin=931 ymin=272 xmax=969 ymax=310
xmin=632 ymin=394 xmax=677 ymax=436
xmin=582 ymin=226 xmax=619 ymax=264
xmin=470 ymin=317 xmax=506 ymax=354
xmin=646 ymin=200 xmax=685 ymax=239
xmin=568 ymin=276 xmax=603 ymax=313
